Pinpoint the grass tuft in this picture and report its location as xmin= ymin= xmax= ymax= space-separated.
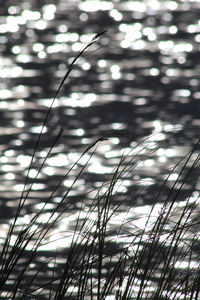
xmin=0 ymin=31 xmax=199 ymax=299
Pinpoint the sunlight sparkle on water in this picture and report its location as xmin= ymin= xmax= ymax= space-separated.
xmin=110 ymin=64 xmax=121 ymax=80
xmin=5 ymin=149 xmax=15 ymax=157
xmin=28 ymin=169 xmax=39 ymax=179
xmin=47 ymin=43 xmax=69 ymax=53
xmin=131 ymin=39 xmax=146 ymax=50
xmin=98 ymin=59 xmax=107 ymax=68
xmin=13 ymin=184 xmax=24 ymax=192
xmin=42 ymin=166 xmax=55 ymax=176
xmin=35 ymin=20 xmax=47 ymax=30
xmin=55 ymin=32 xmax=79 ymax=43
xmin=120 ymin=22 xmax=145 ymax=49
xmin=0 ymin=18 xmax=19 ymax=33
xmin=157 ymin=148 xmax=176 ymax=158
xmin=140 ymin=177 xmax=155 ymax=186
xmin=69 ymin=93 xmax=97 ymax=107
xmin=1 ymin=164 xmax=13 ymax=172
xmin=0 ymin=65 xmax=22 ymax=79
xmin=35 ymin=202 xmax=55 ymax=211
xmin=144 ymin=159 xmax=154 ymax=167
xmin=165 ymin=173 xmax=179 ymax=181
xmin=79 ymin=0 xmax=113 ymax=12
xmin=175 ymin=260 xmax=198 ymax=269
xmin=58 ymin=24 xmax=68 ymax=33
xmin=149 ymin=68 xmax=159 ymax=76
xmin=37 ymin=51 xmax=46 ymax=59
xmin=81 ymin=62 xmax=91 ymax=70
xmin=5 ymin=173 xmax=15 ymax=180
xmin=63 ymin=179 xmax=76 ymax=188
xmin=164 ymin=123 xmax=183 ymax=132
xmin=88 ymin=161 xmax=113 ymax=174
xmin=47 ymin=153 xmax=68 ymax=167
xmin=16 ymin=155 xmax=31 ymax=167
xmin=76 ymin=128 xmax=85 ymax=136
xmin=15 ymin=120 xmax=24 ymax=128
xmin=30 ymin=125 xmax=47 ymax=134
xmin=22 ymin=10 xmax=41 ymax=21
xmin=16 ymin=54 xmax=32 ymax=63
xmin=149 ymin=133 xmax=166 ymax=141
xmin=109 ymin=9 xmax=122 ymax=22
xmin=169 ymin=25 xmax=178 ymax=34
xmin=8 ymin=6 xmax=19 ymax=14
xmin=32 ymin=43 xmax=44 ymax=52
xmin=125 ymin=1 xmax=146 ymax=12
xmin=42 ymin=4 xmax=56 ymax=20
xmin=0 ymin=101 xmax=8 ymax=109
xmin=0 ymin=89 xmax=12 ymax=99
xmin=31 ymin=183 xmax=46 ymax=190
xmin=105 ymin=149 xmax=121 ymax=158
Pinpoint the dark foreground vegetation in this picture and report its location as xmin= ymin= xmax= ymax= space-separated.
xmin=0 ymin=31 xmax=199 ymax=300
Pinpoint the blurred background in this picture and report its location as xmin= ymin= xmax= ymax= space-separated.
xmin=0 ymin=0 xmax=200 ymax=296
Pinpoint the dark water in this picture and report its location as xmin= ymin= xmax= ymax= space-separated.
xmin=0 ymin=0 xmax=200 ymax=298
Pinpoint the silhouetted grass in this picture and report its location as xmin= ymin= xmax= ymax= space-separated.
xmin=0 ymin=31 xmax=199 ymax=299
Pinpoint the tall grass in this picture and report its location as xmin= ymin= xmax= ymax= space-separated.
xmin=0 ymin=31 xmax=199 ymax=299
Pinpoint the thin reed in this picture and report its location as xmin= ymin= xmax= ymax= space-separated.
xmin=0 ymin=31 xmax=199 ymax=300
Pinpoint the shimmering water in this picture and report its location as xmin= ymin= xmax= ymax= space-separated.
xmin=0 ymin=0 xmax=200 ymax=298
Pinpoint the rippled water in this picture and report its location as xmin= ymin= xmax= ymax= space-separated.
xmin=0 ymin=0 xmax=200 ymax=298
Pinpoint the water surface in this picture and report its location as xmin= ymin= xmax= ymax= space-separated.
xmin=0 ymin=0 xmax=200 ymax=298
